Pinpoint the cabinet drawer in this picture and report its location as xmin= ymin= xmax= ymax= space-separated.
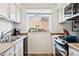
xmin=69 ymin=47 xmax=79 ymax=56
xmin=14 ymin=39 xmax=23 ymax=56
xmin=15 ymin=39 xmax=23 ymax=51
xmin=15 ymin=48 xmax=23 ymax=56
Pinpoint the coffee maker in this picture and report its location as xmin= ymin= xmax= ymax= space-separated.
xmin=12 ymin=28 xmax=20 ymax=36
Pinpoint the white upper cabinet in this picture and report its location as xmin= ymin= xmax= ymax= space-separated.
xmin=9 ymin=3 xmax=21 ymax=23
xmin=0 ymin=3 xmax=21 ymax=23
xmin=16 ymin=6 xmax=21 ymax=23
xmin=0 ymin=3 xmax=9 ymax=19
xmin=58 ymin=4 xmax=67 ymax=23
xmin=9 ymin=3 xmax=16 ymax=22
xmin=58 ymin=8 xmax=62 ymax=23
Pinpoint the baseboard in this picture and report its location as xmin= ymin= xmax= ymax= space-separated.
xmin=27 ymin=53 xmax=53 ymax=56
xmin=27 ymin=51 xmax=53 ymax=56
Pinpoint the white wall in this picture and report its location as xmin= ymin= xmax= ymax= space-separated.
xmin=26 ymin=9 xmax=52 ymax=13
xmin=18 ymin=7 xmax=27 ymax=33
xmin=51 ymin=6 xmax=64 ymax=33
xmin=0 ymin=19 xmax=13 ymax=35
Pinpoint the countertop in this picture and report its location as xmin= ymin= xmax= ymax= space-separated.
xmin=68 ymin=43 xmax=79 ymax=51
xmin=0 ymin=43 xmax=14 ymax=55
xmin=0 ymin=35 xmax=27 ymax=55
xmin=19 ymin=35 xmax=27 ymax=39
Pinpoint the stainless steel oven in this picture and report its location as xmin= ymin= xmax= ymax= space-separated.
xmin=54 ymin=39 xmax=69 ymax=56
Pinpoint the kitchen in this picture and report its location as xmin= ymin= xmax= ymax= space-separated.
xmin=0 ymin=3 xmax=79 ymax=56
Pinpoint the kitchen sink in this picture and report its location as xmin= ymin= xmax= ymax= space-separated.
xmin=10 ymin=36 xmax=21 ymax=42
xmin=0 ymin=36 xmax=21 ymax=43
xmin=11 ymin=36 xmax=20 ymax=40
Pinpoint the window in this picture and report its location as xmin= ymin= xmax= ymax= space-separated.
xmin=26 ymin=9 xmax=52 ymax=32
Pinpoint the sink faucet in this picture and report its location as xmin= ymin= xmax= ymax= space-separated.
xmin=0 ymin=31 xmax=4 ymax=43
xmin=0 ymin=31 xmax=4 ymax=39
xmin=0 ymin=31 xmax=12 ymax=43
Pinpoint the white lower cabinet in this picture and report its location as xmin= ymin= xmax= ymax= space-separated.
xmin=15 ymin=47 xmax=23 ymax=56
xmin=1 ymin=46 xmax=14 ymax=56
xmin=69 ymin=47 xmax=79 ymax=56
xmin=0 ymin=38 xmax=23 ymax=56
xmin=14 ymin=39 xmax=23 ymax=56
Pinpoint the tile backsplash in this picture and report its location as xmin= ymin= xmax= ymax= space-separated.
xmin=0 ymin=19 xmax=13 ymax=36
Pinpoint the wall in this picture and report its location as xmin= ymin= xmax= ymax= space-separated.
xmin=18 ymin=7 xmax=27 ymax=33
xmin=0 ymin=19 xmax=13 ymax=36
xmin=51 ymin=6 xmax=64 ymax=33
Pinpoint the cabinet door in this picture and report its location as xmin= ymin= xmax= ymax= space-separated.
xmin=58 ymin=4 xmax=66 ymax=23
xmin=10 ymin=3 xmax=16 ymax=22
xmin=15 ymin=39 xmax=23 ymax=56
xmin=69 ymin=47 xmax=79 ymax=56
xmin=58 ymin=8 xmax=62 ymax=23
xmin=16 ymin=7 xmax=20 ymax=23
xmin=0 ymin=3 xmax=9 ymax=18
xmin=15 ymin=48 xmax=23 ymax=56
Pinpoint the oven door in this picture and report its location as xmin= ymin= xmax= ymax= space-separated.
xmin=55 ymin=47 xmax=65 ymax=56
xmin=55 ymin=43 xmax=66 ymax=56
xmin=55 ymin=42 xmax=69 ymax=56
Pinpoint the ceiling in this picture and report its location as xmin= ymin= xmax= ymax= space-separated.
xmin=20 ymin=3 xmax=58 ymax=9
